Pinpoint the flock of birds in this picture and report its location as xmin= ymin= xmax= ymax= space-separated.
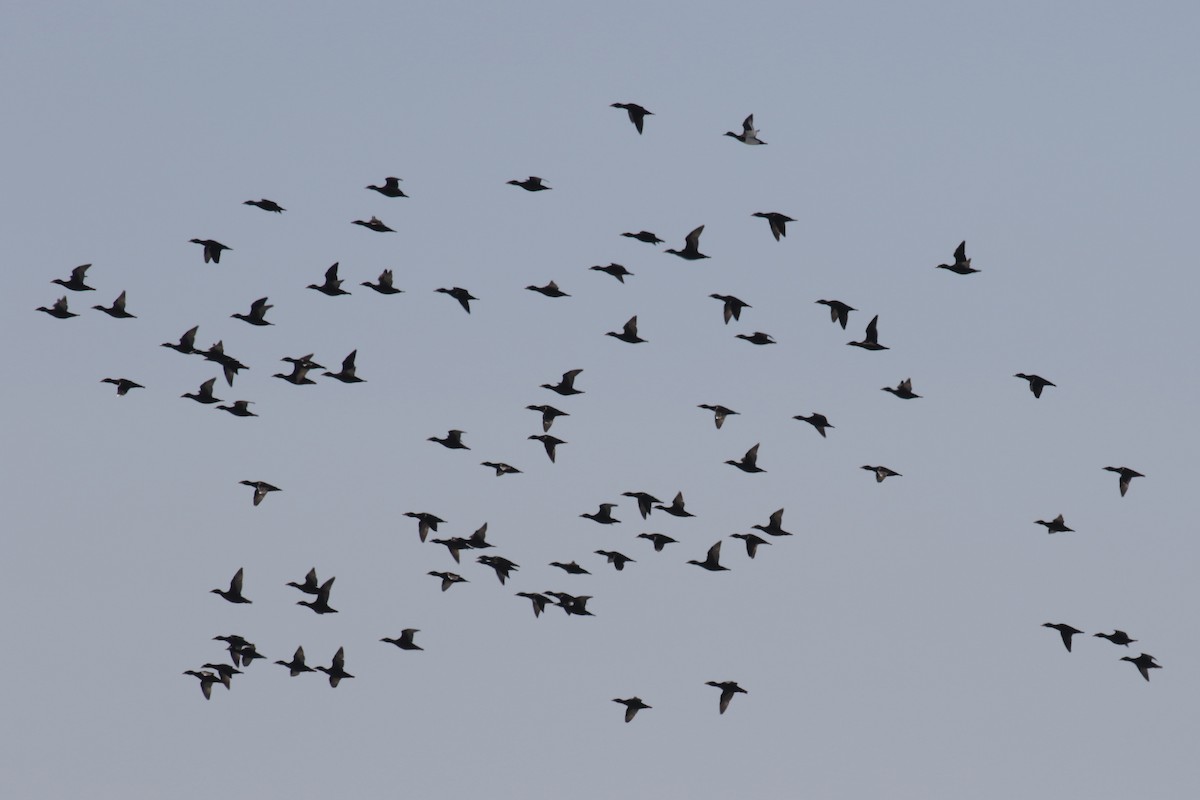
xmin=38 ymin=103 xmax=1162 ymax=722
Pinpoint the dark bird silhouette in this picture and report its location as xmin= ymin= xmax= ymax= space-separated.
xmin=596 ymin=550 xmax=635 ymax=571
xmin=1043 ymin=622 xmax=1084 ymax=652
xmin=431 ymin=536 xmax=473 ymax=564
xmin=526 ymin=404 xmax=568 ymax=432
xmin=428 ymin=571 xmax=467 ymax=592
xmin=1034 ymin=514 xmax=1073 ymax=534
xmin=184 ymin=670 xmax=222 ymax=700
xmin=367 ymin=177 xmax=407 ymax=197
xmin=362 ymin=269 xmax=403 ymax=294
xmin=848 ymin=315 xmax=887 ymax=350
xmin=936 ymin=241 xmax=977 ymax=274
xmin=478 ymin=555 xmax=519 ymax=584
xmin=731 ymin=532 xmax=771 ymax=559
xmin=752 ymin=212 xmax=794 ymax=241
xmin=1014 ymin=373 xmax=1055 ymax=398
xmin=793 ymin=412 xmax=833 ymax=437
xmin=542 ymin=369 xmax=584 ymax=396
xmin=710 ymin=294 xmax=750 ymax=324
xmin=92 ymin=291 xmax=135 ymax=318
xmin=862 ymin=465 xmax=901 ymax=483
xmin=231 ymin=297 xmax=272 ymax=326
xmin=621 ymin=491 xmax=661 ymax=520
xmin=429 ymin=429 xmax=469 ymax=449
xmin=665 ymin=225 xmax=709 ymax=260
xmin=816 ymin=299 xmax=855 ymax=329
xmin=581 ymin=503 xmax=620 ymax=525
xmin=735 ymin=331 xmax=776 ymax=345
xmin=316 ymin=647 xmax=354 ymax=687
xmin=191 ymin=239 xmax=230 ymax=263
xmin=507 ymin=176 xmax=550 ymax=191
xmin=466 ymin=524 xmax=492 ymax=550
xmin=546 ymin=592 xmax=594 ymax=617
xmin=637 ymin=532 xmax=678 ymax=551
xmin=200 ymin=344 xmax=241 ymax=378
xmin=706 ymin=681 xmax=748 ymax=713
xmin=308 ymin=263 xmax=350 ymax=296
xmin=526 ymin=280 xmax=569 ymax=297
xmin=239 ymin=480 xmax=280 ymax=506
xmin=297 ymin=577 xmax=338 ymax=614
xmin=274 ymin=360 xmax=317 ymax=386
xmin=201 ymin=663 xmax=242 ymax=690
xmin=100 ymin=378 xmax=143 ymax=396
xmin=752 ymin=508 xmax=792 ymax=537
xmin=614 ymin=697 xmax=651 ymax=722
xmin=213 ymin=635 xmax=251 ymax=666
xmin=725 ymin=114 xmax=765 ymax=144
xmin=1104 ymin=466 xmax=1144 ymax=497
xmin=688 ymin=541 xmax=729 ymax=572
xmin=726 ymin=443 xmax=765 ymax=473
xmin=162 ymin=325 xmax=200 ymax=355
xmin=286 ymin=568 xmax=321 ymax=595
xmin=606 ymin=315 xmax=646 ymax=343
xmin=551 ymin=561 xmax=590 ymax=575
xmin=275 ymin=646 xmax=316 ymax=676
xmin=882 ymin=378 xmax=920 ymax=399
xmin=655 ymin=492 xmax=694 ymax=518
xmin=211 ymin=567 xmax=251 ymax=604
xmin=281 ymin=353 xmax=325 ymax=371
xmin=324 ymin=350 xmax=364 ymax=383
xmin=182 ymin=378 xmax=221 ymax=404
xmin=244 ymin=198 xmax=285 ymax=213
xmin=435 ymin=286 xmax=477 ymax=313
xmin=517 ymin=591 xmax=552 ymax=617
xmin=52 ymin=264 xmax=94 ymax=291
xmin=621 ymin=231 xmax=663 ymax=245
xmin=1120 ymin=653 xmax=1161 ymax=682
xmin=381 ymin=629 xmax=423 ymax=650
xmin=216 ymin=400 xmax=257 ymax=417
xmin=611 ymin=102 xmax=653 ymax=134
xmin=235 ymin=642 xmax=267 ymax=668
xmin=352 ymin=216 xmax=394 ymax=232
xmin=482 ymin=461 xmax=522 ymax=476
xmin=529 ymin=434 xmax=565 ymax=463
xmin=590 ymin=263 xmax=633 ymax=283
xmin=404 ymin=511 xmax=444 ymax=543
xmin=37 ymin=296 xmax=77 ymax=319
xmin=1095 ymin=630 xmax=1137 ymax=648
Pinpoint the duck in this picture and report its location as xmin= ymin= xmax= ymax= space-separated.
xmin=435 ymin=286 xmax=477 ymax=313
xmin=297 ymin=577 xmax=338 ymax=614
xmin=611 ymin=102 xmax=653 ymax=134
xmin=366 ymin=177 xmax=407 ymax=197
xmin=92 ymin=290 xmax=136 ymax=318
xmin=735 ymin=331 xmax=776 ymax=345
xmin=482 ymin=461 xmax=522 ymax=476
xmin=507 ymin=176 xmax=550 ymax=191
xmin=183 ymin=670 xmax=222 ymax=700
xmin=752 ymin=212 xmax=794 ymax=241
xmin=275 ymin=646 xmax=316 ymax=676
xmin=216 ymin=400 xmax=257 ymax=417
xmin=1103 ymin=466 xmax=1144 ymax=497
xmin=710 ymin=294 xmax=750 ymax=324
xmin=1043 ymin=622 xmax=1084 ymax=652
xmin=529 ymin=434 xmax=566 ymax=463
xmin=308 ymin=263 xmax=350 ymax=296
xmin=201 ymin=663 xmax=242 ymax=690
xmin=606 ymin=315 xmax=646 ymax=343
xmin=726 ymin=443 xmax=766 ymax=473
xmin=323 ymin=350 xmax=364 ymax=383
xmin=1014 ymin=373 xmax=1055 ymax=398
xmin=286 ymin=568 xmax=321 ymax=595
xmin=201 ymin=339 xmax=250 ymax=387
xmin=545 ymin=592 xmax=594 ymax=617
xmin=688 ymin=541 xmax=729 ymax=572
xmin=52 ymin=264 xmax=94 ymax=291
xmin=429 ymin=429 xmax=469 ymax=449
xmin=816 ymin=299 xmax=855 ymax=329
xmin=100 ymin=378 xmax=143 ymax=396
xmin=517 ymin=591 xmax=552 ymax=617
xmin=381 ymin=629 xmax=423 ymax=650
xmin=235 ymin=642 xmax=267 ymax=668
xmin=231 ymin=297 xmax=272 ymax=326
xmin=550 ymin=561 xmax=590 ymax=575
xmin=621 ymin=231 xmax=663 ymax=245
xmin=613 ymin=697 xmax=651 ymax=722
xmin=882 ymin=378 xmax=920 ymax=399
xmin=936 ymin=241 xmax=977 ymax=274
xmin=595 ymin=550 xmax=635 ymax=571
xmin=725 ymin=114 xmax=765 ymax=144
xmin=431 ymin=537 xmax=474 ymax=563
xmin=352 ymin=216 xmax=394 ymax=232
xmin=862 ymin=465 xmax=901 ymax=483
xmin=590 ymin=263 xmax=633 ymax=283
xmin=273 ymin=360 xmax=317 ymax=386
xmin=182 ymin=378 xmax=221 ymax=404
xmin=403 ymin=512 xmax=445 ymax=542
xmin=654 ymin=492 xmax=694 ymax=517
xmin=428 ymin=571 xmax=467 ymax=592
xmin=621 ymin=491 xmax=661 ymax=519
xmin=239 ymin=480 xmax=280 ymax=506
xmin=665 ymin=225 xmax=709 ymax=260
xmin=581 ymin=503 xmax=620 ymax=524
xmin=542 ymin=369 xmax=584 ymax=396
xmin=526 ymin=280 xmax=569 ymax=297
xmin=162 ymin=325 xmax=200 ymax=355
xmin=752 ymin=508 xmax=792 ymax=537
xmin=1120 ymin=653 xmax=1161 ymax=682
xmin=1095 ymin=630 xmax=1136 ymax=647
xmin=477 ymin=555 xmax=519 ymax=584
xmin=793 ymin=412 xmax=833 ymax=437
xmin=1034 ymin=514 xmax=1073 ymax=534
xmin=211 ymin=567 xmax=251 ymax=604
xmin=466 ymin=524 xmax=492 ymax=550
xmin=637 ymin=532 xmax=678 ymax=551
xmin=190 ymin=238 xmax=231 ymax=263
xmin=37 ymin=296 xmax=77 ymax=319
xmin=281 ymin=353 xmax=325 ymax=371
xmin=316 ymin=647 xmax=354 ymax=687
xmin=848 ymin=315 xmax=887 ymax=350
xmin=706 ymin=681 xmax=748 ymax=713
xmin=362 ymin=269 xmax=403 ymax=294
xmin=731 ymin=532 xmax=770 ymax=559
xmin=243 ymin=198 xmax=285 ymax=213
xmin=213 ymin=634 xmax=251 ymax=666
xmin=526 ymin=404 xmax=568 ymax=432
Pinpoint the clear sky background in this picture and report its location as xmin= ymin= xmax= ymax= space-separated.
xmin=4 ymin=2 xmax=1199 ymax=797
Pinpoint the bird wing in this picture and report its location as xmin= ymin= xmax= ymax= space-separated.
xmin=685 ymin=225 xmax=705 ymax=250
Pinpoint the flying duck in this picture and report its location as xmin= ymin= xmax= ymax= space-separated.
xmin=752 ymin=212 xmax=794 ymax=241
xmin=621 ymin=231 xmax=663 ymax=245
xmin=731 ymin=532 xmax=770 ymax=559
xmin=606 ymin=315 xmax=646 ymax=343
xmin=526 ymin=280 xmax=570 ymax=297
xmin=52 ymin=264 xmax=94 ymax=291
xmin=611 ymin=102 xmax=653 ymax=134
xmin=613 ymin=697 xmax=651 ymax=722
xmin=526 ymin=404 xmax=568 ymax=432
xmin=428 ymin=571 xmax=468 ymax=592
xmin=862 ymin=465 xmax=901 ymax=483
xmin=542 ymin=369 xmax=584 ymax=395
xmin=435 ymin=286 xmax=477 ymax=313
xmin=654 ymin=492 xmax=694 ymax=517
xmin=162 ymin=325 xmax=200 ymax=355
xmin=1120 ymin=653 xmax=1161 ymax=682
xmin=216 ymin=400 xmax=257 ymax=417
xmin=352 ymin=216 xmax=395 ymax=232
xmin=710 ymin=294 xmax=750 ymax=324
xmin=324 ymin=350 xmax=364 ymax=383
xmin=182 ymin=378 xmax=221 ymax=404
xmin=581 ymin=503 xmax=620 ymax=524
xmin=1103 ymin=466 xmax=1144 ymax=497
xmin=550 ymin=561 xmax=590 ymax=575
xmin=231 ymin=297 xmax=272 ymax=326
xmin=36 ymin=296 xmax=77 ymax=319
xmin=725 ymin=114 xmax=765 ymax=144
xmin=366 ymin=177 xmax=407 ymax=197
xmin=477 ymin=555 xmax=519 ymax=584
xmin=274 ymin=360 xmax=317 ymax=386
xmin=482 ymin=461 xmax=522 ymax=476
xmin=882 ymin=378 xmax=920 ymax=399
xmin=726 ymin=443 xmax=765 ymax=473
xmin=936 ymin=241 xmax=977 ymax=274
xmin=793 ymin=412 xmax=833 ymax=437
xmin=316 ymin=647 xmax=354 ymax=687
xmin=816 ymin=299 xmax=855 ymax=329
xmin=308 ymin=263 xmax=350 ymax=296
xmin=688 ymin=541 xmax=729 ymax=572
xmin=507 ymin=176 xmax=550 ymax=191
xmin=590 ymin=263 xmax=633 ymax=283
xmin=517 ymin=591 xmax=552 ymax=617
xmin=735 ymin=331 xmax=776 ymax=345
xmin=595 ymin=550 xmax=635 ymax=571
xmin=1094 ymin=630 xmax=1137 ymax=647
xmin=286 ymin=568 xmax=321 ymax=595
xmin=183 ymin=670 xmax=222 ymax=700
xmin=752 ymin=509 xmax=792 ymax=537
xmin=100 ymin=378 xmax=143 ymax=396
xmin=297 ymin=578 xmax=338 ymax=614
xmin=1043 ymin=622 xmax=1084 ymax=652
xmin=665 ymin=225 xmax=709 ymax=260
xmin=362 ymin=269 xmax=403 ymax=294
xmin=239 ymin=480 xmax=280 ymax=506
xmin=190 ymin=239 xmax=230 ymax=263
xmin=201 ymin=663 xmax=242 ymax=690
xmin=848 ymin=315 xmax=887 ymax=350
xmin=93 ymin=290 xmax=135 ymax=318
xmin=429 ymin=429 xmax=469 ymax=449
xmin=1034 ymin=514 xmax=1073 ymax=534
xmin=403 ymin=511 xmax=444 ymax=542
xmin=706 ymin=681 xmax=748 ymax=713
xmin=1014 ymin=373 xmax=1055 ymax=398
xmin=243 ymin=198 xmax=285 ymax=212
xmin=637 ymin=532 xmax=678 ymax=551
xmin=381 ymin=629 xmax=423 ymax=650
xmin=621 ymin=491 xmax=661 ymax=519
xmin=211 ymin=567 xmax=251 ymax=604
xmin=275 ymin=646 xmax=316 ymax=676
xmin=529 ymin=434 xmax=565 ymax=463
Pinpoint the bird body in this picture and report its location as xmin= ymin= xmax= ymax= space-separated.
xmin=507 ymin=176 xmax=550 ymax=191
xmin=665 ymin=225 xmax=708 ymax=260
xmin=621 ymin=231 xmax=663 ymax=245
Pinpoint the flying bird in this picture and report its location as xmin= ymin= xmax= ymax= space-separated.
xmin=848 ymin=315 xmax=887 ymax=350
xmin=688 ymin=541 xmax=729 ymax=572
xmin=482 ymin=461 xmax=522 ymax=476
xmin=581 ymin=503 xmax=620 ymax=525
xmin=92 ymin=290 xmax=135 ymax=318
xmin=752 ymin=212 xmax=794 ymax=241
xmin=726 ymin=443 xmax=766 ymax=473
xmin=200 ymin=663 xmax=241 ymax=690
xmin=752 ymin=508 xmax=792 ymax=537
xmin=1043 ymin=622 xmax=1084 ymax=652
xmin=435 ymin=286 xmax=477 ymax=313
xmin=637 ymin=532 xmax=678 ymax=551
xmin=477 ymin=555 xmax=519 ymax=584
xmin=366 ymin=177 xmax=407 ymax=197
xmin=352 ymin=216 xmax=394 ymax=232
xmin=243 ymin=198 xmax=285 ymax=212
xmin=183 ymin=670 xmax=222 ymax=700
xmin=162 ymin=325 xmax=200 ymax=355
xmin=286 ymin=568 xmax=321 ymax=595
xmin=324 ymin=350 xmax=364 ymax=383
xmin=517 ymin=591 xmax=552 ymax=617
xmin=308 ymin=263 xmax=350 ymax=296
xmin=36 ymin=296 xmax=77 ymax=319
xmin=724 ymin=114 xmax=765 ymax=144
xmin=216 ymin=400 xmax=257 ymax=417
xmin=52 ymin=264 xmax=94 ymax=291
xmin=428 ymin=571 xmax=467 ymax=592
xmin=1034 ymin=514 xmax=1073 ymax=534
xmin=613 ymin=697 xmax=651 ymax=722
xmin=403 ymin=511 xmax=445 ymax=542
xmin=100 ymin=378 xmax=143 ymax=396
xmin=882 ymin=378 xmax=920 ymax=399
xmin=862 ymin=465 xmax=901 ymax=483
xmin=793 ymin=412 xmax=834 ymax=437
xmin=550 ymin=561 xmax=590 ymax=575
xmin=595 ymin=550 xmax=635 ymax=571
xmin=655 ymin=492 xmax=694 ymax=517
xmin=190 ymin=238 xmax=230 ymax=263
xmin=182 ymin=378 xmax=221 ymax=404
xmin=731 ymin=532 xmax=770 ymax=559
xmin=231 ymin=297 xmax=272 ymax=326
xmin=507 ymin=176 xmax=551 ymax=191
xmin=239 ymin=480 xmax=280 ymax=506
xmin=611 ymin=102 xmax=653 ymax=134
xmin=526 ymin=404 xmax=568 ymax=432
xmin=621 ymin=231 xmax=663 ymax=245
xmin=735 ymin=331 xmax=776 ymax=345
xmin=710 ymin=294 xmax=750 ymax=324
xmin=526 ymin=281 xmax=569 ymax=297
xmin=362 ymin=269 xmax=403 ymax=294
xmin=211 ymin=568 xmax=251 ymax=604
xmin=621 ymin=491 xmax=661 ymax=520
xmin=606 ymin=315 xmax=646 ymax=343
xmin=665 ymin=225 xmax=709 ymax=260
xmin=298 ymin=578 xmax=338 ymax=614
xmin=1103 ymin=466 xmax=1144 ymax=497
xmin=429 ymin=429 xmax=469 ymax=449
xmin=1120 ymin=653 xmax=1161 ymax=682
xmin=529 ymin=434 xmax=565 ymax=463
xmin=275 ymin=646 xmax=316 ymax=676
xmin=1014 ymin=373 xmax=1055 ymax=398
xmin=590 ymin=263 xmax=633 ymax=283
xmin=542 ymin=369 xmax=584 ymax=396
xmin=936 ymin=241 xmax=977 ymax=274
xmin=706 ymin=681 xmax=748 ymax=713
xmin=816 ymin=299 xmax=855 ymax=329
xmin=315 ymin=647 xmax=354 ymax=687
xmin=203 ymin=340 xmax=250 ymax=386
xmin=381 ymin=629 xmax=423 ymax=650
xmin=1094 ymin=630 xmax=1137 ymax=647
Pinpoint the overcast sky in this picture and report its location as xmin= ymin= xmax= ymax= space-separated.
xmin=5 ymin=2 xmax=1199 ymax=798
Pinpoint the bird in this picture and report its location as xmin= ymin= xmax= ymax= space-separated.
xmin=275 ymin=646 xmax=316 ymax=676
xmin=706 ymin=681 xmax=748 ymax=713
xmin=324 ymin=350 xmax=364 ymax=383
xmin=848 ymin=315 xmax=887 ymax=350
xmin=477 ymin=555 xmax=519 ymax=584
xmin=362 ymin=269 xmax=403 ymax=294
xmin=611 ymin=102 xmax=653 ymax=134
xmin=36 ymin=296 xmax=77 ymax=319
xmin=816 ymin=299 xmax=855 ymax=329
xmin=161 ymin=325 xmax=200 ymax=355
xmin=429 ymin=429 xmax=469 ymax=449
xmin=1043 ymin=622 xmax=1084 ymax=652
xmin=243 ymin=198 xmax=285 ymax=213
xmin=665 ymin=225 xmax=709 ymax=260
xmin=211 ymin=568 xmax=251 ymax=604
xmin=381 ymin=629 xmax=423 ymax=650
xmin=92 ymin=291 xmax=136 ymax=318
xmin=1014 ymin=373 xmax=1055 ymax=398
xmin=213 ymin=634 xmax=251 ymax=666
xmin=595 ymin=550 xmax=635 ymax=571
xmin=793 ymin=412 xmax=834 ymax=437
xmin=882 ymin=378 xmax=920 ymax=399
xmin=581 ymin=503 xmax=620 ymax=524
xmin=621 ymin=231 xmax=663 ymax=245
xmin=273 ymin=360 xmax=317 ymax=386
xmin=231 ymin=297 xmax=272 ymax=326
xmin=1120 ymin=653 xmax=1162 ymax=682
xmin=281 ymin=353 xmax=325 ymax=371
xmin=752 ymin=212 xmax=795 ymax=241
xmin=542 ymin=369 xmax=584 ymax=396
xmin=482 ymin=461 xmax=522 ymax=476
xmin=936 ymin=241 xmax=978 ymax=274
xmin=725 ymin=111 xmax=765 ymax=142
xmin=201 ymin=663 xmax=242 ymax=690
xmin=726 ymin=443 xmax=766 ymax=473
xmin=550 ymin=561 xmax=590 ymax=575
xmin=183 ymin=670 xmax=222 ymax=700
xmin=216 ymin=400 xmax=257 ymax=417
xmin=435 ymin=286 xmax=477 ymax=313
xmin=862 ymin=465 xmax=901 ymax=483
xmin=235 ymin=642 xmax=267 ymax=668
xmin=366 ymin=177 xmax=407 ymax=197
xmin=316 ymin=647 xmax=354 ymax=687
xmin=239 ymin=480 xmax=280 ymax=506
xmin=100 ymin=378 xmax=143 ymax=396
xmin=621 ymin=491 xmax=661 ymax=520
xmin=352 ymin=216 xmax=395 ymax=232
xmin=308 ymin=263 xmax=350 ymax=296
xmin=710 ymin=294 xmax=751 ymax=324
xmin=286 ymin=568 xmax=321 ymax=595
xmin=613 ymin=697 xmax=651 ymax=722
xmin=526 ymin=404 xmax=569 ymax=432
xmin=517 ymin=591 xmax=552 ymax=617
xmin=52 ymin=264 xmax=94 ymax=291
xmin=654 ymin=492 xmax=693 ymax=517
xmin=529 ymin=434 xmax=565 ymax=463
xmin=637 ymin=532 xmax=678 ymax=552
xmin=182 ymin=378 xmax=221 ymax=404
xmin=1095 ymin=630 xmax=1137 ymax=647
xmin=428 ymin=571 xmax=467 ymax=592
xmin=431 ymin=537 xmax=474 ymax=563
xmin=752 ymin=508 xmax=792 ymax=537
xmin=1034 ymin=514 xmax=1073 ymax=534
xmin=201 ymin=340 xmax=250 ymax=386
xmin=731 ymin=532 xmax=771 ymax=559
xmin=606 ymin=315 xmax=646 ymax=343
xmin=546 ymin=592 xmax=594 ymax=617
xmin=297 ymin=577 xmax=338 ymax=614
xmin=688 ymin=541 xmax=729 ymax=572
xmin=735 ymin=331 xmax=776 ymax=345
xmin=590 ymin=263 xmax=633 ymax=283
xmin=507 ymin=176 xmax=550 ymax=191
xmin=1103 ymin=466 xmax=1144 ymax=497
xmin=403 ymin=512 xmax=444 ymax=543
xmin=526 ymin=280 xmax=569 ymax=297
xmin=190 ymin=238 xmax=230 ymax=263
